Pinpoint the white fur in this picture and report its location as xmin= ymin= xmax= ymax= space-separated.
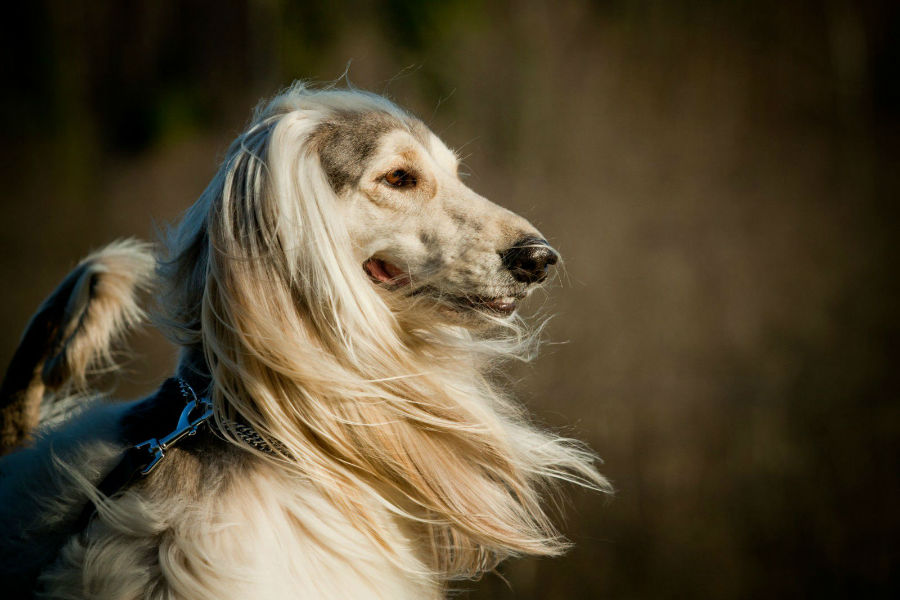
xmin=0 ymin=83 xmax=609 ymax=599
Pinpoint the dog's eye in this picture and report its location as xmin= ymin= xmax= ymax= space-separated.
xmin=383 ymin=169 xmax=416 ymax=188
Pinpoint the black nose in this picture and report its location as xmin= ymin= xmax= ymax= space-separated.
xmin=500 ymin=237 xmax=560 ymax=284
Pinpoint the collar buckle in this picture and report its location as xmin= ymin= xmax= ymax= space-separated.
xmin=134 ymin=385 xmax=214 ymax=475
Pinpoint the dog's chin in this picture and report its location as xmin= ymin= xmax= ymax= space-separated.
xmin=363 ymin=258 xmax=524 ymax=319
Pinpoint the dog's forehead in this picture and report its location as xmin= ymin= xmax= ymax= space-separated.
xmin=396 ymin=125 xmax=458 ymax=173
xmin=312 ymin=110 xmax=452 ymax=191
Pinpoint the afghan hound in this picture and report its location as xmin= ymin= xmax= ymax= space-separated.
xmin=0 ymin=83 xmax=609 ymax=599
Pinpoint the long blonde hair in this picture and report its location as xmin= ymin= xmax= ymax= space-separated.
xmin=157 ymin=83 xmax=609 ymax=582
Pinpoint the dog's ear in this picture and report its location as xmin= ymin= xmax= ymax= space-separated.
xmin=201 ymin=107 xmax=396 ymax=370
xmin=266 ymin=112 xmax=349 ymax=273
xmin=209 ymin=113 xmax=339 ymax=273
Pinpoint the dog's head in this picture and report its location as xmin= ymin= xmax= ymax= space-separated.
xmin=168 ymin=85 xmax=558 ymax=337
xmin=314 ymin=109 xmax=558 ymax=317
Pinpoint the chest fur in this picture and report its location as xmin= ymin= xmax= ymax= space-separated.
xmin=40 ymin=446 xmax=439 ymax=600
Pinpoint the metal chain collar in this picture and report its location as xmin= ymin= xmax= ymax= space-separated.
xmin=176 ymin=378 xmax=285 ymax=457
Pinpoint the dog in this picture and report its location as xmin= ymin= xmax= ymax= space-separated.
xmin=0 ymin=83 xmax=609 ymax=599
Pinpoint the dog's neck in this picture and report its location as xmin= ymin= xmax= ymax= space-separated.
xmin=170 ymin=323 xmax=599 ymax=584
xmin=175 ymin=348 xmax=213 ymax=395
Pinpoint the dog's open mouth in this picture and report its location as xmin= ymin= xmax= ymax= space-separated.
xmin=363 ymin=258 xmax=522 ymax=315
xmin=363 ymin=257 xmax=411 ymax=287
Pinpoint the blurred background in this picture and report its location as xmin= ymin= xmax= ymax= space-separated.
xmin=1 ymin=1 xmax=898 ymax=597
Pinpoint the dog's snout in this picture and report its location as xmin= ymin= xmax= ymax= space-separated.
xmin=500 ymin=237 xmax=559 ymax=284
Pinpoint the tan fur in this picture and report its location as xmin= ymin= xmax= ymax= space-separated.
xmin=1 ymin=84 xmax=609 ymax=599
xmin=0 ymin=240 xmax=154 ymax=453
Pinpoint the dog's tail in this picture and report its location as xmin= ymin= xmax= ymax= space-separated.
xmin=0 ymin=240 xmax=155 ymax=455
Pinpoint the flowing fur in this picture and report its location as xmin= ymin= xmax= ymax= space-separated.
xmin=0 ymin=240 xmax=153 ymax=454
xmin=0 ymin=83 xmax=609 ymax=599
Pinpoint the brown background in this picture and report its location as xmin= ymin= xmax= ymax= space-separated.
xmin=1 ymin=1 xmax=898 ymax=598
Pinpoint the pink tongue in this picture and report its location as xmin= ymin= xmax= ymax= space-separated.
xmin=484 ymin=298 xmax=516 ymax=312
xmin=382 ymin=261 xmax=406 ymax=279
xmin=365 ymin=259 xmax=410 ymax=285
